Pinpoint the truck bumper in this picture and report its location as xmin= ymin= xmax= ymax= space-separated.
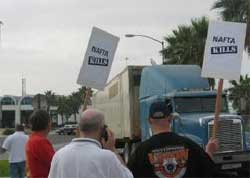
xmin=213 ymin=151 xmax=250 ymax=177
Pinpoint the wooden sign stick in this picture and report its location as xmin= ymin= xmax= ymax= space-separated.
xmin=212 ymin=79 xmax=224 ymax=139
xmin=76 ymin=87 xmax=92 ymax=137
xmin=82 ymin=87 xmax=91 ymax=111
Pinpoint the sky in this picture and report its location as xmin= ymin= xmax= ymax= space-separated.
xmin=0 ymin=0 xmax=249 ymax=96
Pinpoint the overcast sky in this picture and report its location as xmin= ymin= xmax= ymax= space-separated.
xmin=0 ymin=0 xmax=249 ymax=96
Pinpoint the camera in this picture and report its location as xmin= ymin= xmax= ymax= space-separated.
xmin=101 ymin=125 xmax=108 ymax=141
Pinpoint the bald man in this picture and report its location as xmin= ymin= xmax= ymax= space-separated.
xmin=48 ymin=109 xmax=133 ymax=178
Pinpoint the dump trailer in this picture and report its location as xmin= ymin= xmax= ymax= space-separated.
xmin=93 ymin=65 xmax=250 ymax=176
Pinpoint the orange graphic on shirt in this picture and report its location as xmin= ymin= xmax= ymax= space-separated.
xmin=148 ymin=147 xmax=189 ymax=178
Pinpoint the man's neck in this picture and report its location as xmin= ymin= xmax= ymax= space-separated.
xmin=152 ymin=127 xmax=171 ymax=135
xmin=80 ymin=132 xmax=100 ymax=142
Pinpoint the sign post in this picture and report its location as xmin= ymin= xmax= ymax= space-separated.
xmin=212 ymin=79 xmax=223 ymax=138
xmin=77 ymin=26 xmax=119 ymax=107
xmin=202 ymin=21 xmax=247 ymax=138
xmin=82 ymin=88 xmax=91 ymax=111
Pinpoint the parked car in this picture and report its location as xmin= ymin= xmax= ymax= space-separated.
xmin=56 ymin=127 xmax=64 ymax=135
xmin=56 ymin=124 xmax=77 ymax=135
xmin=63 ymin=124 xmax=77 ymax=135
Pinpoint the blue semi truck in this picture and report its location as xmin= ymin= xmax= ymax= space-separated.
xmin=93 ymin=65 xmax=250 ymax=176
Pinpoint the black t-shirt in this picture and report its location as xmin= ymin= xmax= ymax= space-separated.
xmin=128 ymin=132 xmax=219 ymax=178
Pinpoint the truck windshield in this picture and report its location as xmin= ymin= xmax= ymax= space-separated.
xmin=174 ymin=96 xmax=228 ymax=113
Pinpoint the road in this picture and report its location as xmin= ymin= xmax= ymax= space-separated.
xmin=0 ymin=132 xmax=75 ymax=160
xmin=1 ymin=131 xmax=250 ymax=160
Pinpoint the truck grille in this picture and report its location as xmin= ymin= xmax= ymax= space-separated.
xmin=208 ymin=118 xmax=243 ymax=152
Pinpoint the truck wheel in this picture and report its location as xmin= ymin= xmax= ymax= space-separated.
xmin=123 ymin=142 xmax=130 ymax=164
xmin=131 ymin=142 xmax=140 ymax=155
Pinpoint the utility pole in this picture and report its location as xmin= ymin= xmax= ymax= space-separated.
xmin=22 ymin=78 xmax=26 ymax=96
xmin=0 ymin=21 xmax=3 ymax=47
xmin=125 ymin=57 xmax=129 ymax=66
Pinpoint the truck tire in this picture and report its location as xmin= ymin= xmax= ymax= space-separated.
xmin=123 ymin=142 xmax=131 ymax=164
xmin=131 ymin=142 xmax=140 ymax=155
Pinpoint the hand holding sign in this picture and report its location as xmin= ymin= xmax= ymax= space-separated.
xmin=202 ymin=21 xmax=247 ymax=139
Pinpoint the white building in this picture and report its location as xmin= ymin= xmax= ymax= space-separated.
xmin=0 ymin=95 xmax=58 ymax=128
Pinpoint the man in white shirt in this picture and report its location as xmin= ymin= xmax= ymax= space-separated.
xmin=1 ymin=124 xmax=28 ymax=178
xmin=49 ymin=109 xmax=133 ymax=178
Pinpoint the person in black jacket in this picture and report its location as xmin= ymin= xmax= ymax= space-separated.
xmin=128 ymin=100 xmax=220 ymax=178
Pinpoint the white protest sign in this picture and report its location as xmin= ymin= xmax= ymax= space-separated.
xmin=77 ymin=27 xmax=119 ymax=90
xmin=201 ymin=21 xmax=247 ymax=81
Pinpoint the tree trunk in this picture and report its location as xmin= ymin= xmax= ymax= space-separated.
xmin=74 ymin=113 xmax=77 ymax=123
xmin=61 ymin=114 xmax=64 ymax=125
xmin=47 ymin=104 xmax=50 ymax=113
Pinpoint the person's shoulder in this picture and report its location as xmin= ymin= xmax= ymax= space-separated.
xmin=3 ymin=134 xmax=12 ymax=144
xmin=52 ymin=146 xmax=65 ymax=159
xmin=174 ymin=134 xmax=203 ymax=150
xmin=4 ymin=133 xmax=16 ymax=143
xmin=27 ymin=134 xmax=50 ymax=145
xmin=99 ymin=149 xmax=114 ymax=157
xmin=167 ymin=132 xmax=193 ymax=142
xmin=139 ymin=137 xmax=154 ymax=148
xmin=97 ymin=149 xmax=119 ymax=161
xmin=5 ymin=134 xmax=13 ymax=140
xmin=20 ymin=133 xmax=29 ymax=139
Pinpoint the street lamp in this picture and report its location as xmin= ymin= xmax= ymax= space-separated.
xmin=125 ymin=34 xmax=165 ymax=64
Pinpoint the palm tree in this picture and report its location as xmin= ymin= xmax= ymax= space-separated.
xmin=228 ymin=75 xmax=250 ymax=114
xmin=162 ymin=17 xmax=215 ymax=88
xmin=56 ymin=96 xmax=70 ymax=124
xmin=77 ymin=87 xmax=93 ymax=110
xmin=212 ymin=0 xmax=250 ymax=52
xmin=44 ymin=90 xmax=56 ymax=113
xmin=68 ymin=92 xmax=82 ymax=122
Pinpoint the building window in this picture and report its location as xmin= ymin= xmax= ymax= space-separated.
xmin=1 ymin=97 xmax=15 ymax=105
xmin=21 ymin=97 xmax=33 ymax=105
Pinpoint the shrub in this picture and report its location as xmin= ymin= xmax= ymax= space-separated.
xmin=0 ymin=160 xmax=9 ymax=177
xmin=2 ymin=128 xmax=15 ymax=135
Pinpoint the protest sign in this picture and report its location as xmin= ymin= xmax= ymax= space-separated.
xmin=202 ymin=21 xmax=247 ymax=81
xmin=77 ymin=27 xmax=120 ymax=90
xmin=201 ymin=21 xmax=246 ymax=138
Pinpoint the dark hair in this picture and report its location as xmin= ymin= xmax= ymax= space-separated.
xmin=149 ymin=100 xmax=173 ymax=119
xmin=29 ymin=110 xmax=50 ymax=131
xmin=15 ymin=124 xmax=24 ymax=131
